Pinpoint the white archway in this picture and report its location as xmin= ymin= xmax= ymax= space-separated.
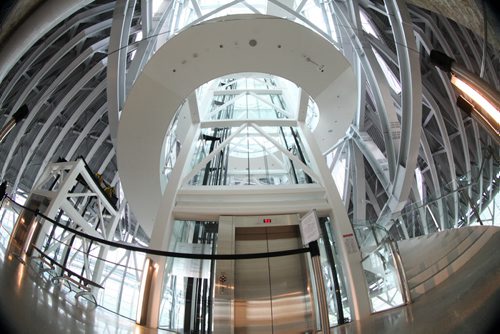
xmin=118 ymin=14 xmax=356 ymax=232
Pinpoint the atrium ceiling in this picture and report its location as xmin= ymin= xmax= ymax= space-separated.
xmin=0 ymin=0 xmax=498 ymax=240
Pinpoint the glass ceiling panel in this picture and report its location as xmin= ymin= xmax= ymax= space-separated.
xmin=198 ymin=74 xmax=297 ymax=121
xmin=153 ymin=1 xmax=340 ymax=52
xmin=199 ymin=0 xmax=267 ymax=16
xmin=194 ymin=73 xmax=319 ymax=131
xmin=373 ymin=49 xmax=402 ymax=94
xmin=360 ymin=10 xmax=379 ymax=39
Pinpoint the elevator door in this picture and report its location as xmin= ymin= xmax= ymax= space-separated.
xmin=234 ymin=225 xmax=314 ymax=334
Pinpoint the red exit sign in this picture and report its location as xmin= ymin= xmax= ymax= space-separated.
xmin=263 ymin=218 xmax=272 ymax=224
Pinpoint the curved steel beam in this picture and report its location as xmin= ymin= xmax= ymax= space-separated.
xmin=410 ymin=7 xmax=472 ymax=187
xmin=375 ymin=0 xmax=422 ymax=224
xmin=65 ymin=103 xmax=107 ymax=161
xmin=414 ymin=27 xmax=460 ymax=227
xmin=0 ymin=18 xmax=112 ymax=130
xmin=350 ymin=140 xmax=367 ymax=224
xmin=12 ymin=60 xmax=107 ymax=191
xmin=86 ymin=127 xmax=110 ymax=164
xmin=33 ymin=81 xmax=107 ymax=184
xmin=438 ymin=17 xmax=475 ymax=71
xmin=107 ymin=0 xmax=137 ymax=146
xmin=125 ymin=1 xmax=174 ymax=95
xmin=1 ymin=38 xmax=109 ymax=180
xmin=350 ymin=126 xmax=390 ymax=190
xmin=371 ymin=28 xmax=446 ymax=230
xmin=0 ymin=0 xmax=92 ymax=86
xmin=0 ymin=3 xmax=113 ymax=111
xmin=329 ymin=1 xmax=400 ymax=180
xmin=420 ymin=131 xmax=446 ymax=228
xmin=97 ymin=148 xmax=116 ymax=175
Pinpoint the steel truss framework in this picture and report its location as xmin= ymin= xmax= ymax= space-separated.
xmin=0 ymin=1 xmax=498 ymax=250
xmin=5 ymin=159 xmax=145 ymax=318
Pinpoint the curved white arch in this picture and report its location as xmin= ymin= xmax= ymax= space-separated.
xmin=118 ymin=14 xmax=356 ymax=232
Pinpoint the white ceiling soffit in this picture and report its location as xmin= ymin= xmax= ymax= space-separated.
xmin=118 ymin=14 xmax=356 ymax=235
xmin=174 ymin=184 xmax=331 ymax=221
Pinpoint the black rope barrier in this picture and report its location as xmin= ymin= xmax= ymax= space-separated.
xmin=3 ymin=195 xmax=310 ymax=260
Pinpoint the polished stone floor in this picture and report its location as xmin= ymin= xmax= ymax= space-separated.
xmin=0 ymin=255 xmax=165 ymax=334
xmin=0 ymin=232 xmax=498 ymax=334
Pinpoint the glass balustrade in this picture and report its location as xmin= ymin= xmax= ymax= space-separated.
xmin=353 ymin=224 xmax=408 ymax=313
xmin=385 ymin=172 xmax=500 ymax=242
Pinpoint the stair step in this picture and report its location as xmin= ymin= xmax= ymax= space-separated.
xmin=400 ymin=228 xmax=474 ymax=279
xmin=407 ymin=228 xmax=485 ymax=288
xmin=409 ymin=227 xmax=495 ymax=299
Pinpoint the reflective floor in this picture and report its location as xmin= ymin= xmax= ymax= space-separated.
xmin=0 ymin=255 xmax=164 ymax=334
xmin=335 ymin=231 xmax=500 ymax=334
xmin=0 ymin=232 xmax=499 ymax=334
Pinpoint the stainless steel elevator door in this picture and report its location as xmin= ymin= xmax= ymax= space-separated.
xmin=234 ymin=226 xmax=314 ymax=334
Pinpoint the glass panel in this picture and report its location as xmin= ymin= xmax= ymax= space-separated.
xmin=9 ymin=208 xmax=147 ymax=320
xmin=361 ymin=242 xmax=404 ymax=312
xmin=353 ymin=222 xmax=407 ymax=313
xmin=152 ymin=1 xmax=341 ymax=54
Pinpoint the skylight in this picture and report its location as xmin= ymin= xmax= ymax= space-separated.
xmin=360 ymin=10 xmax=379 ymax=38
xmin=373 ymin=49 xmax=402 ymax=94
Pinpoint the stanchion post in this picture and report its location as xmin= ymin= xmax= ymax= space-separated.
xmin=136 ymin=257 xmax=156 ymax=326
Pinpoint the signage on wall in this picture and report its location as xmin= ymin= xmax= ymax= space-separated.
xmin=299 ymin=209 xmax=321 ymax=245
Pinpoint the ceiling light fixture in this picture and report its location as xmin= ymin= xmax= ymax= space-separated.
xmin=430 ymin=50 xmax=500 ymax=143
xmin=0 ymin=105 xmax=29 ymax=143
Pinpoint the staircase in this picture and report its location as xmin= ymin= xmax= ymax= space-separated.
xmin=397 ymin=226 xmax=498 ymax=300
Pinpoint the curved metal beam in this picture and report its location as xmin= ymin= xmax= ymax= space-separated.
xmin=12 ymin=60 xmax=106 ymax=191
xmin=350 ymin=140 xmax=367 ymax=224
xmin=107 ymin=0 xmax=137 ymax=145
xmin=329 ymin=1 xmax=400 ymax=180
xmin=86 ymin=127 xmax=110 ymax=163
xmin=0 ymin=18 xmax=112 ymax=129
xmin=33 ymin=81 xmax=107 ymax=184
xmin=97 ymin=148 xmax=116 ymax=175
xmin=375 ymin=0 xmax=422 ymax=224
xmin=125 ymin=1 xmax=174 ymax=93
xmin=0 ymin=3 xmax=114 ymax=111
xmin=65 ymin=103 xmax=107 ymax=161
xmin=420 ymin=131 xmax=446 ymax=228
xmin=1 ymin=38 xmax=109 ymax=180
xmin=0 ymin=0 xmax=92 ymax=86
